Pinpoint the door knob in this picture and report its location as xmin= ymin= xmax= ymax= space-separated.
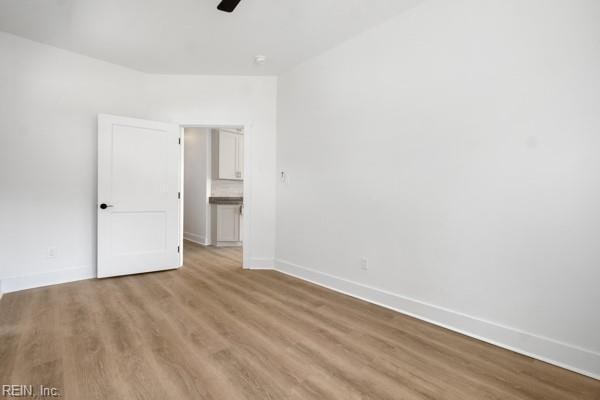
xmin=99 ymin=203 xmax=113 ymax=210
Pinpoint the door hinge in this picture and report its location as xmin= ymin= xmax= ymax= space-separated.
xmin=178 ymin=192 xmax=181 ymax=199
xmin=178 ymin=137 xmax=181 ymax=145
xmin=177 ymin=245 xmax=180 ymax=253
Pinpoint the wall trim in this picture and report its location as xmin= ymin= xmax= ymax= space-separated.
xmin=184 ymin=232 xmax=208 ymax=246
xmin=245 ymin=257 xmax=274 ymax=270
xmin=0 ymin=266 xmax=96 ymax=294
xmin=274 ymin=258 xmax=600 ymax=380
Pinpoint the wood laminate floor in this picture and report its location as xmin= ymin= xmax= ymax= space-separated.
xmin=1 ymin=241 xmax=598 ymax=399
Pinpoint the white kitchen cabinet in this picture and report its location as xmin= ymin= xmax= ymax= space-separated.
xmin=214 ymin=129 xmax=243 ymax=180
xmin=211 ymin=204 xmax=242 ymax=246
xmin=217 ymin=205 xmax=240 ymax=242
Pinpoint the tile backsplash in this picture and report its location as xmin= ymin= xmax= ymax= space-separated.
xmin=211 ymin=179 xmax=243 ymax=196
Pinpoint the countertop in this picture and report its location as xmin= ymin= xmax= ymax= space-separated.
xmin=209 ymin=196 xmax=243 ymax=205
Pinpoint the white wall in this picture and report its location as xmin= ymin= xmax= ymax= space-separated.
xmin=276 ymin=0 xmax=600 ymax=378
xmin=0 ymin=32 xmax=146 ymax=291
xmin=0 ymin=32 xmax=277 ymax=292
xmin=184 ymin=128 xmax=211 ymax=245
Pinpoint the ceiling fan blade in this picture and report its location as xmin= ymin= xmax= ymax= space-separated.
xmin=217 ymin=0 xmax=242 ymax=13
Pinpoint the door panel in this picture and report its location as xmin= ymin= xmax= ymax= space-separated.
xmin=98 ymin=114 xmax=181 ymax=278
xmin=112 ymin=125 xmax=169 ymax=208
xmin=110 ymin=212 xmax=167 ymax=255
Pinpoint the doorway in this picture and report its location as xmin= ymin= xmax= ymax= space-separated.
xmin=182 ymin=126 xmax=245 ymax=267
xmin=97 ymin=115 xmax=251 ymax=278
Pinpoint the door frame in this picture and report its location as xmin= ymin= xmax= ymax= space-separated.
xmin=179 ymin=121 xmax=252 ymax=269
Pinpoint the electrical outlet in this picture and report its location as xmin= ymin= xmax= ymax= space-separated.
xmin=360 ymin=257 xmax=368 ymax=271
xmin=48 ymin=247 xmax=57 ymax=258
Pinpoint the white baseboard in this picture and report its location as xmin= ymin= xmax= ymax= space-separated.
xmin=214 ymin=241 xmax=242 ymax=247
xmin=184 ymin=232 xmax=208 ymax=246
xmin=275 ymin=258 xmax=600 ymax=380
xmin=245 ymin=257 xmax=274 ymax=270
xmin=0 ymin=266 xmax=96 ymax=294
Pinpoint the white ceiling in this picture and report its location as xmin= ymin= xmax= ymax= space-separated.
xmin=0 ymin=0 xmax=421 ymax=75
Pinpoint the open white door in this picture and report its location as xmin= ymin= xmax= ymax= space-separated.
xmin=97 ymin=114 xmax=181 ymax=278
